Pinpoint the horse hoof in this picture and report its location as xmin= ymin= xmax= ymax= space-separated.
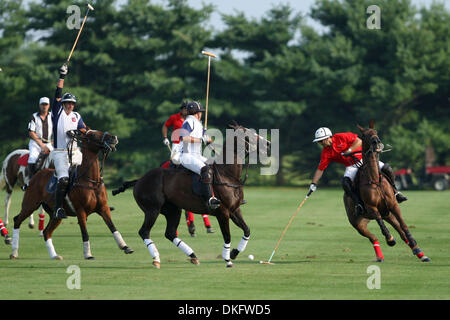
xmin=52 ymin=255 xmax=63 ymax=260
xmin=9 ymin=254 xmax=17 ymax=260
xmin=153 ymin=261 xmax=161 ymax=269
xmin=375 ymin=257 xmax=384 ymax=262
xmin=387 ymin=237 xmax=396 ymax=247
xmin=226 ymin=261 xmax=233 ymax=268
xmin=4 ymin=236 xmax=11 ymax=245
xmin=39 ymin=231 xmax=43 ymax=237
xmin=28 ymin=223 xmax=35 ymax=229
xmin=190 ymin=258 xmax=200 ymax=265
xmin=421 ymin=256 xmax=431 ymax=262
xmin=85 ymin=256 xmax=95 ymax=260
xmin=230 ymin=249 xmax=239 ymax=260
xmin=122 ymin=246 xmax=134 ymax=254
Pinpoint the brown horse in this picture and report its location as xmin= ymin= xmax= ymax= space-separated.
xmin=344 ymin=122 xmax=430 ymax=262
xmin=113 ymin=122 xmax=269 ymax=268
xmin=9 ymin=129 xmax=134 ymax=260
xmin=1 ymin=149 xmax=52 ymax=232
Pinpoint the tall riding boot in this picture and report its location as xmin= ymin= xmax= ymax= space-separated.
xmin=54 ymin=177 xmax=69 ymax=219
xmin=342 ymin=177 xmax=364 ymax=215
xmin=27 ymin=163 xmax=37 ymax=178
xmin=381 ymin=164 xmax=407 ymax=203
xmin=200 ymin=166 xmax=221 ymax=211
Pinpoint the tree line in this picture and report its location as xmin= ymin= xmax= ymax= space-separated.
xmin=1 ymin=0 xmax=449 ymax=186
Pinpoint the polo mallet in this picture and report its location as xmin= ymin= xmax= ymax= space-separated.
xmin=260 ymin=189 xmax=313 ymax=265
xmin=65 ymin=4 xmax=94 ymax=66
xmin=201 ymin=51 xmax=217 ymax=130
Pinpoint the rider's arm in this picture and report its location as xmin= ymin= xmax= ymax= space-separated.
xmin=162 ymin=124 xmax=169 ymax=140
xmin=311 ymin=169 xmax=324 ymax=185
xmin=29 ymin=131 xmax=48 ymax=150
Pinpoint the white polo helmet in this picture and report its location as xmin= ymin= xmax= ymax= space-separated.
xmin=313 ymin=127 xmax=332 ymax=142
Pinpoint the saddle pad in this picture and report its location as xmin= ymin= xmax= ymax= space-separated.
xmin=46 ymin=174 xmax=58 ymax=194
xmin=17 ymin=154 xmax=29 ymax=167
xmin=192 ymin=173 xmax=203 ymax=197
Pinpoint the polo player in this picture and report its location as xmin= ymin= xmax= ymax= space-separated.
xmin=309 ymin=127 xmax=407 ymax=214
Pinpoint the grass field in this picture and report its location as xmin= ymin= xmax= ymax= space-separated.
xmin=0 ymin=187 xmax=449 ymax=300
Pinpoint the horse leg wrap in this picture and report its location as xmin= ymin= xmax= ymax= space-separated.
xmin=222 ymin=243 xmax=231 ymax=261
xmin=412 ymin=247 xmax=424 ymax=258
xmin=11 ymin=228 xmax=20 ymax=257
xmin=0 ymin=219 xmax=8 ymax=236
xmin=144 ymin=239 xmax=160 ymax=262
xmin=405 ymin=230 xmax=417 ymax=248
xmin=83 ymin=241 xmax=93 ymax=259
xmin=173 ymin=237 xmax=194 ymax=256
xmin=372 ymin=241 xmax=384 ymax=259
xmin=38 ymin=213 xmax=45 ymax=231
xmin=113 ymin=231 xmax=126 ymax=249
xmin=237 ymin=236 xmax=250 ymax=252
xmin=45 ymin=238 xmax=58 ymax=258
xmin=376 ymin=219 xmax=390 ymax=238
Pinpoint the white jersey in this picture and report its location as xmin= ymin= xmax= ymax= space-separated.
xmin=28 ymin=112 xmax=53 ymax=143
xmin=180 ymin=115 xmax=203 ymax=155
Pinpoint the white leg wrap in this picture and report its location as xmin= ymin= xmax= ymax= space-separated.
xmin=83 ymin=241 xmax=93 ymax=258
xmin=172 ymin=237 xmax=194 ymax=256
xmin=144 ymin=239 xmax=160 ymax=262
xmin=222 ymin=243 xmax=231 ymax=261
xmin=29 ymin=213 xmax=35 ymax=226
xmin=237 ymin=236 xmax=250 ymax=252
xmin=5 ymin=193 xmax=12 ymax=225
xmin=45 ymin=239 xmax=58 ymax=258
xmin=11 ymin=228 xmax=20 ymax=257
xmin=113 ymin=231 xmax=126 ymax=249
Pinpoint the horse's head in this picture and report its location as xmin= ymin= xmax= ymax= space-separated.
xmin=67 ymin=129 xmax=119 ymax=153
xmin=357 ymin=120 xmax=384 ymax=156
xmin=228 ymin=120 xmax=271 ymax=156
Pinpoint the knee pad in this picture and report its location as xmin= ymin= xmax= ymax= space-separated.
xmin=58 ymin=177 xmax=69 ymax=187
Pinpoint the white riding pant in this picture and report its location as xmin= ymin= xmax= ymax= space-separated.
xmin=344 ymin=160 xmax=385 ymax=182
xmin=28 ymin=140 xmax=53 ymax=164
xmin=180 ymin=152 xmax=207 ymax=175
xmin=52 ymin=148 xmax=83 ymax=179
xmin=170 ymin=142 xmax=182 ymax=165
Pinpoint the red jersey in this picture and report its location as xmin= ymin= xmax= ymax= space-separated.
xmin=164 ymin=113 xmax=185 ymax=144
xmin=318 ymin=132 xmax=362 ymax=171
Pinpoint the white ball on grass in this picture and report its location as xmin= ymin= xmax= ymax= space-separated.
xmin=248 ymin=254 xmax=254 ymax=260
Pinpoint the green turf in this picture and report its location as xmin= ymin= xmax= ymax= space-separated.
xmin=0 ymin=187 xmax=449 ymax=300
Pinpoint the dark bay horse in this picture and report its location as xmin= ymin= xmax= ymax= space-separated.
xmin=113 ymin=122 xmax=269 ymax=268
xmin=344 ymin=122 xmax=430 ymax=262
xmin=9 ymin=129 xmax=134 ymax=260
xmin=1 ymin=149 xmax=52 ymax=231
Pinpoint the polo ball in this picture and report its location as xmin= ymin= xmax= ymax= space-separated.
xmin=248 ymin=254 xmax=254 ymax=260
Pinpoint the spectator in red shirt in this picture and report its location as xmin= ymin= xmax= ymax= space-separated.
xmin=161 ymin=103 xmax=215 ymax=236
xmin=308 ymin=127 xmax=407 ymax=215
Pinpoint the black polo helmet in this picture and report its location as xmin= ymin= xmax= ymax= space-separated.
xmin=61 ymin=93 xmax=77 ymax=104
xmin=187 ymin=101 xmax=205 ymax=115
xmin=180 ymin=101 xmax=188 ymax=109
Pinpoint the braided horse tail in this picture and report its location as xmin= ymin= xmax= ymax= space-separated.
xmin=112 ymin=180 xmax=138 ymax=196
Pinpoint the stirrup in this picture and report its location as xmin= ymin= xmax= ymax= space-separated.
xmin=54 ymin=208 xmax=67 ymax=219
xmin=355 ymin=203 xmax=364 ymax=215
xmin=207 ymin=197 xmax=221 ymax=210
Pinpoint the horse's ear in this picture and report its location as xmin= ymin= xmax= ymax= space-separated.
xmin=369 ymin=119 xmax=374 ymax=129
xmin=357 ymin=124 xmax=364 ymax=132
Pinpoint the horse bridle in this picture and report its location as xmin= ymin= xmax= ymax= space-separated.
xmin=67 ymin=130 xmax=117 ymax=190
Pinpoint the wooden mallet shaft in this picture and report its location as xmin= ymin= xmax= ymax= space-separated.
xmin=66 ymin=4 xmax=94 ymax=64
xmin=201 ymin=51 xmax=217 ymax=129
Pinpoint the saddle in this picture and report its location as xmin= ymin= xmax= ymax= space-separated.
xmin=160 ymin=160 xmax=210 ymax=198
xmin=46 ymin=166 xmax=79 ymax=195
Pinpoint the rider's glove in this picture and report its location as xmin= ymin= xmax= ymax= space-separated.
xmin=309 ymin=183 xmax=317 ymax=193
xmin=163 ymin=138 xmax=170 ymax=146
xmin=59 ymin=63 xmax=68 ymax=79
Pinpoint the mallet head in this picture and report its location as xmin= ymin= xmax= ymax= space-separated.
xmin=201 ymin=51 xmax=217 ymax=58
xmin=87 ymin=4 xmax=94 ymax=11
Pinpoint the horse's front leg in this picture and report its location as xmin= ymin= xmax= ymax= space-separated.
xmin=42 ymin=217 xmax=63 ymax=260
xmin=216 ymin=208 xmax=233 ymax=267
xmin=76 ymin=210 xmax=94 ymax=260
xmin=98 ymin=205 xmax=134 ymax=254
xmin=230 ymin=207 xmax=250 ymax=260
xmin=366 ymin=205 xmax=395 ymax=246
